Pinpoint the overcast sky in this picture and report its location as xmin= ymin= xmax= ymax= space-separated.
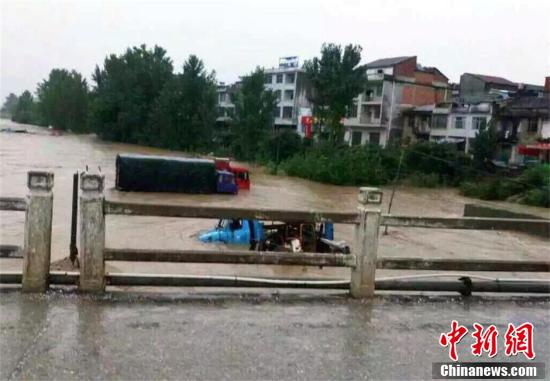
xmin=1 ymin=0 xmax=549 ymax=100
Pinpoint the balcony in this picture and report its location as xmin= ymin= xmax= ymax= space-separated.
xmin=359 ymin=114 xmax=382 ymax=126
xmin=363 ymin=93 xmax=383 ymax=103
xmin=413 ymin=121 xmax=431 ymax=136
xmin=359 ymin=105 xmax=382 ymax=126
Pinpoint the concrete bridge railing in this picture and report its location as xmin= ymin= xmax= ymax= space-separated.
xmin=0 ymin=171 xmax=54 ymax=292
xmin=79 ymin=173 xmax=382 ymax=297
xmin=1 ymin=171 xmax=549 ymax=296
xmin=82 ymin=172 xmax=550 ymax=297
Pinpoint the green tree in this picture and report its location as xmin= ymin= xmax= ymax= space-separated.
xmin=471 ymin=119 xmax=498 ymax=168
xmin=304 ymin=43 xmax=367 ymax=143
xmin=1 ymin=93 xmax=19 ymax=117
xmin=148 ymin=55 xmax=217 ymax=150
xmin=231 ymin=68 xmax=277 ymax=160
xmin=88 ymin=44 xmax=173 ymax=143
xmin=12 ymin=90 xmax=36 ymax=124
xmin=36 ymin=69 xmax=89 ymax=131
xmin=261 ymin=129 xmax=303 ymax=164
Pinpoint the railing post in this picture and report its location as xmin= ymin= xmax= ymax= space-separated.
xmin=79 ymin=172 xmax=105 ymax=292
xmin=350 ymin=187 xmax=383 ymax=298
xmin=22 ymin=171 xmax=54 ymax=293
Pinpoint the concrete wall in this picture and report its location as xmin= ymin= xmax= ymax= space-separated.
xmin=393 ymin=57 xmax=416 ymax=77
xmin=460 ymin=74 xmax=486 ymax=97
xmin=265 ymin=68 xmax=312 ymax=128
xmin=464 ymin=204 xmax=549 ymax=238
xmin=384 ymin=79 xmax=405 ymax=141
xmin=446 ymin=113 xmax=491 ymax=139
xmin=401 ymin=82 xmax=450 ymax=106
xmin=344 ymin=128 xmax=388 ymax=147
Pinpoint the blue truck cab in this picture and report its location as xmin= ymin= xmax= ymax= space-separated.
xmin=215 ymin=170 xmax=238 ymax=194
xmin=199 ymin=219 xmax=265 ymax=244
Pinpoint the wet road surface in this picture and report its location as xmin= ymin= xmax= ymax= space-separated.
xmin=1 ymin=289 xmax=548 ymax=380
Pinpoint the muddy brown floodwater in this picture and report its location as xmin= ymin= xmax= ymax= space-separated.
xmin=1 ymin=119 xmax=548 ymax=280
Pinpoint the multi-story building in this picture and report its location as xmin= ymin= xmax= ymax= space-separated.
xmin=405 ymin=102 xmax=493 ymax=153
xmin=402 ymin=75 xmax=550 ymax=162
xmin=215 ymin=82 xmax=239 ymax=127
xmin=343 ymin=56 xmax=451 ymax=147
xmin=263 ymin=56 xmax=312 ymax=134
xmin=494 ymin=93 xmax=550 ymax=163
xmin=214 ymin=57 xmax=313 ymax=135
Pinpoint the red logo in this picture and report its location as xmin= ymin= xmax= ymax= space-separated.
xmin=504 ymin=323 xmax=535 ymax=360
xmin=439 ymin=321 xmax=535 ymax=361
xmin=471 ymin=323 xmax=498 ymax=358
xmin=439 ymin=320 xmax=468 ymax=361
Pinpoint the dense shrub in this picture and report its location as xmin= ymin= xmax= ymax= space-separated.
xmin=404 ymin=142 xmax=471 ymax=185
xmin=281 ymin=143 xmax=399 ymax=186
xmin=459 ymin=164 xmax=549 ymax=207
xmin=408 ymin=172 xmax=440 ymax=188
xmin=260 ymin=129 xmax=304 ymax=164
xmin=518 ymin=164 xmax=550 ymax=207
xmin=460 ymin=179 xmax=504 ymax=200
xmin=280 ymin=141 xmax=471 ymax=187
xmin=518 ymin=164 xmax=550 ymax=188
xmin=522 ymin=189 xmax=550 ymax=208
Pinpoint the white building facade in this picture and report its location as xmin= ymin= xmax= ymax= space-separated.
xmin=343 ymin=56 xmax=451 ymax=147
xmin=264 ymin=56 xmax=312 ymax=135
xmin=215 ymin=57 xmax=313 ymax=136
xmin=429 ymin=103 xmax=493 ymax=153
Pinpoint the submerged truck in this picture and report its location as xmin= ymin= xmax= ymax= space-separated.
xmin=214 ymin=157 xmax=250 ymax=190
xmin=116 ymin=153 xmax=238 ymax=194
xmin=199 ymin=219 xmax=350 ymax=254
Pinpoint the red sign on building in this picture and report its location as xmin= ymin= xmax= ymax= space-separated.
xmin=301 ymin=116 xmax=313 ymax=138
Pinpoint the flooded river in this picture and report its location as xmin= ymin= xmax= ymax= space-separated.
xmin=0 ymin=119 xmax=548 ymax=279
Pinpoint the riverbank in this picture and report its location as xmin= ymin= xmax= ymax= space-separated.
xmin=1 ymin=120 xmax=548 ymax=280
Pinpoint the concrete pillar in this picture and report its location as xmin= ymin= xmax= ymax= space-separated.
xmin=22 ymin=171 xmax=54 ymax=293
xmin=350 ymin=187 xmax=383 ymax=298
xmin=79 ymin=172 xmax=105 ymax=292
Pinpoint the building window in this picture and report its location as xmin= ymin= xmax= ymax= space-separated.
xmin=273 ymin=107 xmax=281 ymax=118
xmin=362 ymin=105 xmax=381 ymax=121
xmin=365 ymin=90 xmax=374 ymax=101
xmin=285 ymin=73 xmax=295 ymax=84
xmin=284 ymin=90 xmax=294 ymax=101
xmin=218 ymin=93 xmax=226 ymax=103
xmin=527 ymin=118 xmax=538 ymax=133
xmin=432 ymin=114 xmax=448 ymax=129
xmin=472 ymin=117 xmax=487 ymax=130
xmin=369 ymin=132 xmax=380 ymax=145
xmin=347 ymin=102 xmax=358 ymax=118
xmin=276 ymin=74 xmax=283 ymax=83
xmin=265 ymin=74 xmax=272 ymax=84
xmin=282 ymin=106 xmax=293 ymax=119
xmin=454 ymin=116 xmax=464 ymax=129
xmin=365 ymin=85 xmax=382 ymax=101
xmin=273 ymin=90 xmax=281 ymax=101
xmin=351 ymin=131 xmax=362 ymax=146
xmin=226 ymin=107 xmax=234 ymax=118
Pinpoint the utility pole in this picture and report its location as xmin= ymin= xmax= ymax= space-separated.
xmin=384 ymin=148 xmax=405 ymax=235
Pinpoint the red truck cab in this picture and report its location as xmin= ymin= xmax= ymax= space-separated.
xmin=214 ymin=158 xmax=250 ymax=190
xmin=231 ymin=166 xmax=250 ymax=190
